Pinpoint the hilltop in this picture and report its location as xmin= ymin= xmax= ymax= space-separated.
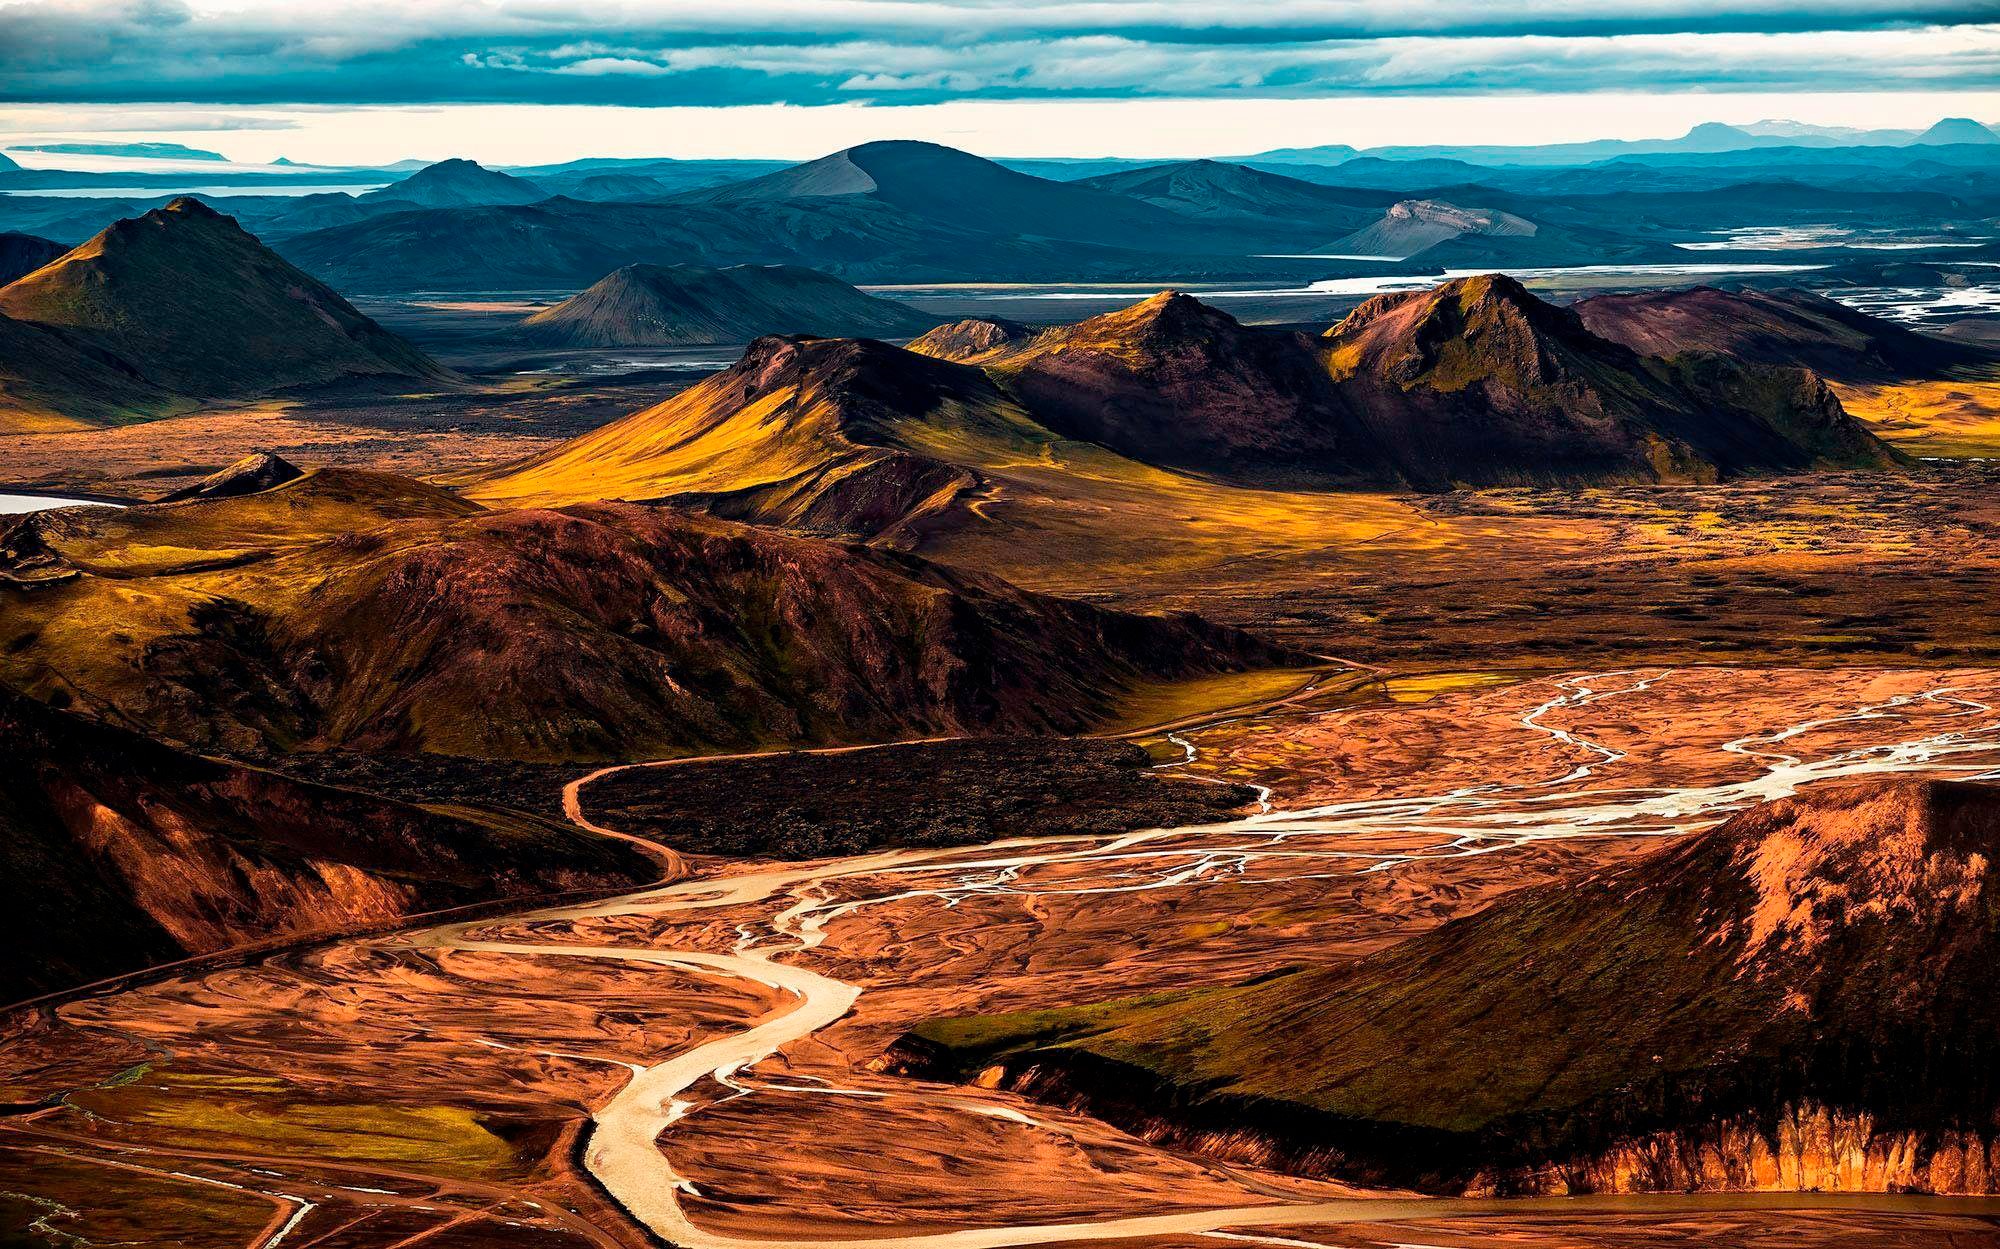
xmin=1911 ymin=118 xmax=2000 ymax=145
xmin=1327 ymin=198 xmax=1538 ymax=258
xmin=1321 ymin=275 xmax=1896 ymax=486
xmin=359 ymin=158 xmax=548 ymax=207
xmin=968 ymin=291 xmax=1392 ymax=485
xmin=906 ymin=317 xmax=1037 ymax=364
xmin=685 ymin=139 xmax=1205 ymax=250
xmin=0 ymin=198 xmax=445 ymax=420
xmin=470 ymin=333 xmax=1037 ymax=537
xmin=158 ymin=451 xmax=304 ymax=502
xmin=515 ymin=262 xmax=933 ymax=347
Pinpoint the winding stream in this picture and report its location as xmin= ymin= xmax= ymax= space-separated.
xmin=399 ymin=669 xmax=2000 ymax=1248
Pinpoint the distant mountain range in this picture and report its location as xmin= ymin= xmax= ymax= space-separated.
xmin=359 ymin=157 xmax=547 ymax=208
xmin=269 ymin=144 xmax=1339 ymax=291
xmin=0 ymin=131 xmax=1993 ymax=293
xmin=1238 ymin=117 xmax=2000 ymax=168
xmin=507 ymin=155 xmax=792 ymax=197
xmin=474 ymin=278 xmax=1898 ymax=549
xmin=680 ymin=140 xmax=1233 ymax=252
xmin=9 ymin=141 xmax=227 ymax=161
xmin=262 ymin=143 xmax=1991 ymax=292
xmin=1074 ymin=159 xmax=1392 ymax=234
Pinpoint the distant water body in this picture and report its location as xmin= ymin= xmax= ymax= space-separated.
xmin=14 ymin=183 xmax=387 ymax=199
xmin=1676 ymin=224 xmax=1991 ymax=252
xmin=931 ymin=263 xmax=1829 ymax=302
xmin=0 ymin=493 xmax=121 ymax=515
xmin=1830 ymin=282 xmax=2000 ymax=324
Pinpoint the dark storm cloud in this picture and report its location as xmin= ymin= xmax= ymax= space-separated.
xmin=0 ymin=2 xmax=1994 ymax=105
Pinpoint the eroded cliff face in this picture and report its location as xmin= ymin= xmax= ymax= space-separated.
xmin=980 ymin=1061 xmax=2000 ymax=1198
xmin=50 ymin=780 xmax=425 ymax=956
xmin=1485 ymin=1104 xmax=2000 ymax=1196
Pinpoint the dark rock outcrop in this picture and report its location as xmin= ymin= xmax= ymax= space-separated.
xmin=159 ymin=452 xmax=304 ymax=502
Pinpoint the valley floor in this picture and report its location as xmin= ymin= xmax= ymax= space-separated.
xmin=10 ymin=666 xmax=2000 ymax=1246
xmin=917 ymin=463 xmax=2000 ymax=670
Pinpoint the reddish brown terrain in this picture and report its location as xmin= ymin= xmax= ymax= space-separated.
xmin=11 ymin=667 xmax=2000 ymax=1246
xmin=956 ymin=291 xmax=1388 ymax=485
xmin=910 ymin=775 xmax=2000 ymax=1196
xmin=0 ymin=685 xmax=652 ymax=1002
xmin=1575 ymin=286 xmax=2000 ymax=383
xmin=1318 ymin=275 xmax=1894 ymax=486
xmin=7 ymin=194 xmax=2000 ymax=1249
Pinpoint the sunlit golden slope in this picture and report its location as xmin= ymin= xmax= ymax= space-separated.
xmin=468 ymin=334 xmax=1059 ymax=542
xmin=474 ymin=283 xmax=1900 ymax=605
xmin=1834 ymin=376 xmax=2000 ymax=459
xmin=468 ymin=323 xmax=1436 ymax=583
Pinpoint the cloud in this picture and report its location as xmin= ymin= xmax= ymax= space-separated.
xmin=550 ymin=57 xmax=675 ymax=77
xmin=0 ymin=1 xmax=1994 ymax=105
xmin=0 ymin=104 xmax=297 ymax=131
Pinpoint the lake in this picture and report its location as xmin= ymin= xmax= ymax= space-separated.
xmin=0 ymin=493 xmax=122 ymax=515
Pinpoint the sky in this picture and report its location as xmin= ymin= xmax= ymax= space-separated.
xmin=0 ymin=1 xmax=1996 ymax=162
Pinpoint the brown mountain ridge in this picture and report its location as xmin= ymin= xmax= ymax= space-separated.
xmin=1320 ymin=274 xmax=1895 ymax=485
xmin=482 ymin=275 xmax=1896 ymax=533
xmin=1574 ymin=284 xmax=2000 ymax=383
xmin=902 ymin=778 xmax=2000 ymax=1196
xmin=0 ymin=466 xmax=1301 ymax=761
xmin=0 ymin=198 xmax=447 ymax=429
